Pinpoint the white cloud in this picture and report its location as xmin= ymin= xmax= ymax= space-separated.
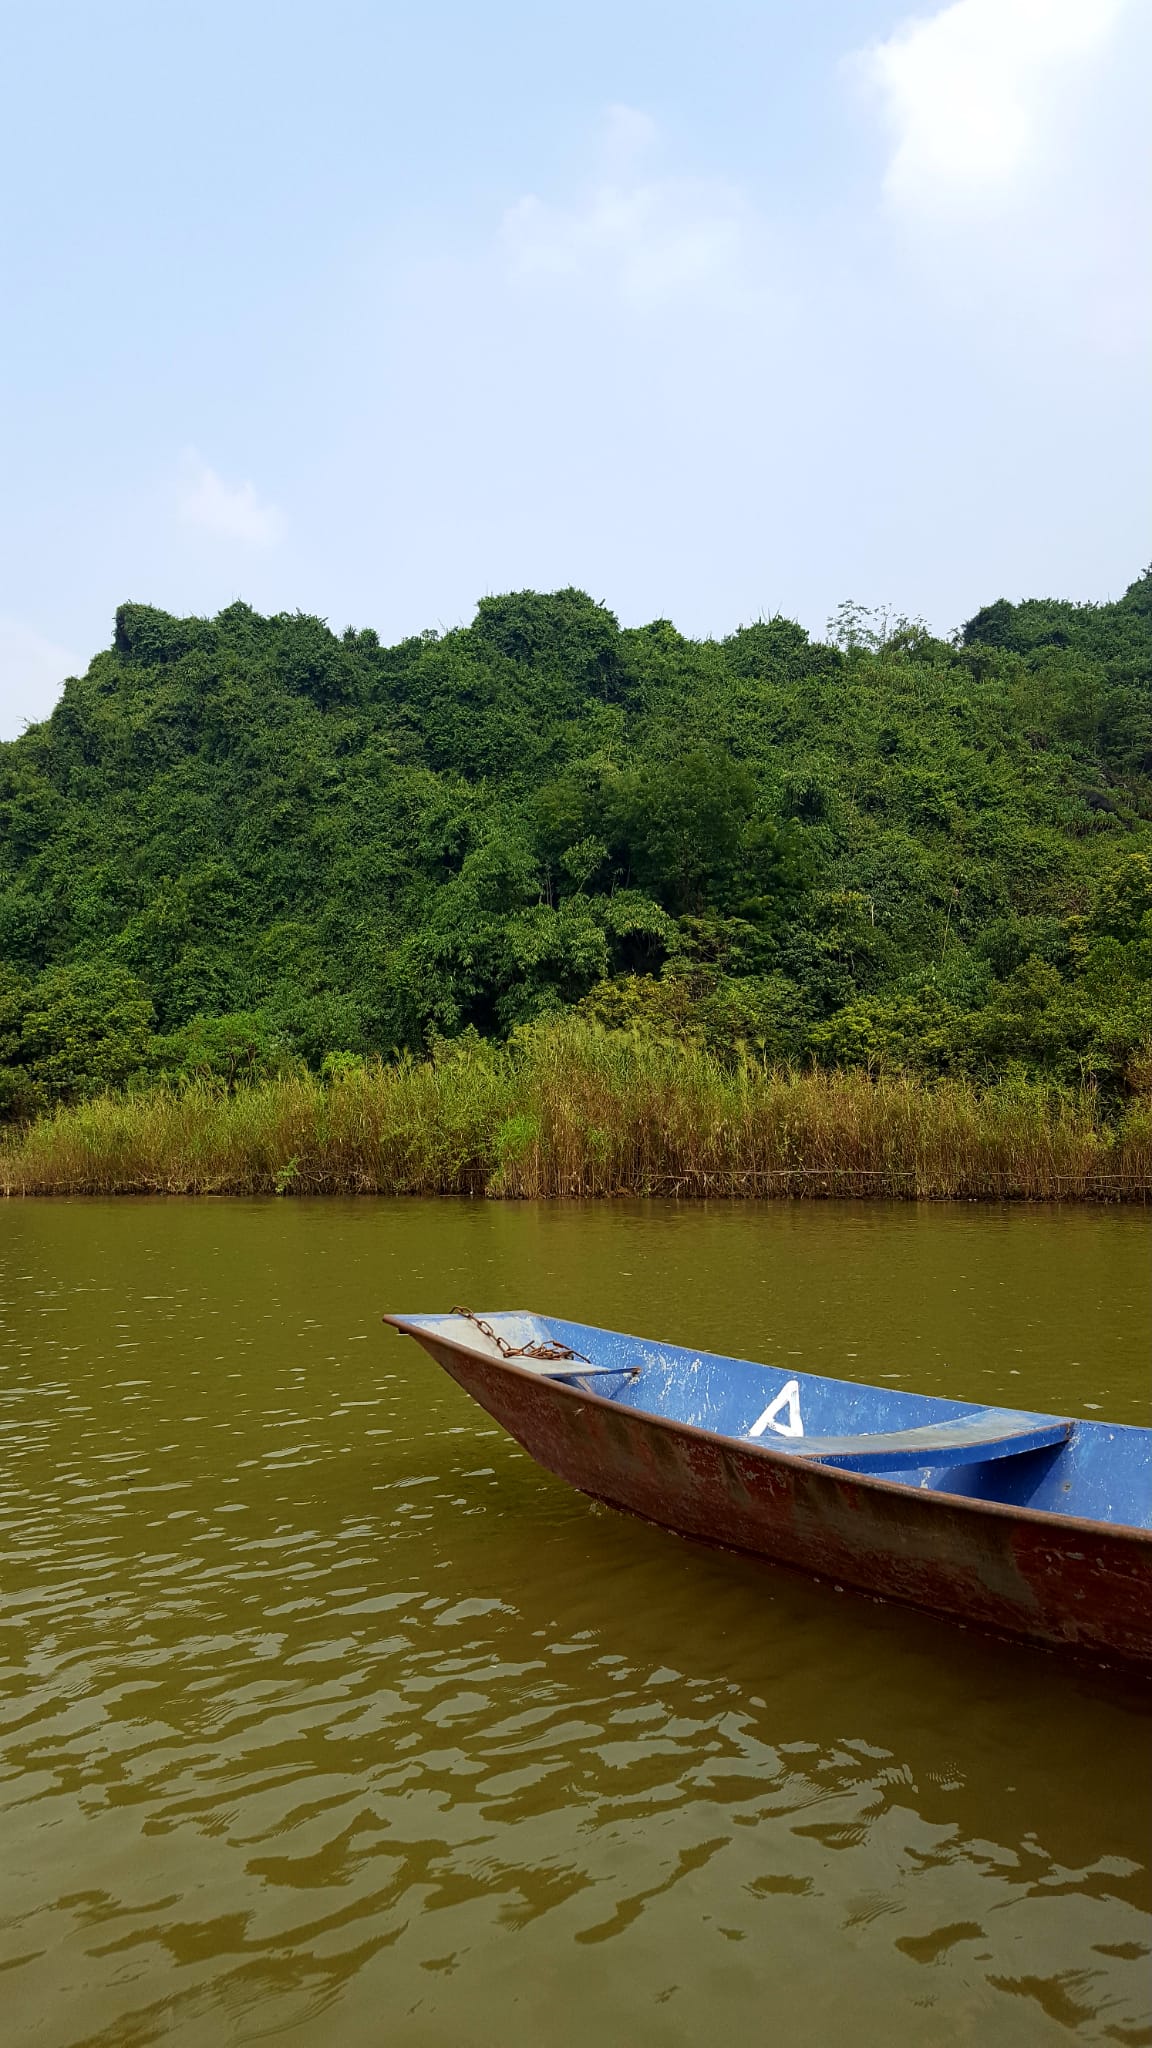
xmin=597 ymin=103 xmax=659 ymax=177
xmin=502 ymin=104 xmax=752 ymax=307
xmin=178 ymin=451 xmax=282 ymax=545
xmin=0 ymin=617 xmax=81 ymax=740
xmin=858 ymin=0 xmax=1132 ymax=216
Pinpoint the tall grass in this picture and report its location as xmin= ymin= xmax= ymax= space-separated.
xmin=1 ymin=1020 xmax=1148 ymax=1200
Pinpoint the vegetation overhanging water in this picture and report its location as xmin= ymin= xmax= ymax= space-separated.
xmin=3 ymin=1018 xmax=1148 ymax=1198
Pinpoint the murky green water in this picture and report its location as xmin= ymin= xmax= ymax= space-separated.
xmin=0 ymin=1198 xmax=1149 ymax=2048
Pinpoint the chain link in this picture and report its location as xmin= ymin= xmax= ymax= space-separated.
xmin=450 ymin=1306 xmax=591 ymax=1367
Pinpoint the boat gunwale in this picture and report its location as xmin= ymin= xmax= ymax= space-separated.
xmin=383 ymin=1311 xmax=1152 ymax=1546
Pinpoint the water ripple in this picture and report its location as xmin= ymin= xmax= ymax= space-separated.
xmin=0 ymin=1199 xmax=1149 ymax=2047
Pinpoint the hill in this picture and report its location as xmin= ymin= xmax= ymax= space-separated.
xmin=1 ymin=574 xmax=1150 ymax=1116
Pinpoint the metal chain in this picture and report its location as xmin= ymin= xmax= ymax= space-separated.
xmin=450 ymin=1306 xmax=592 ymax=1366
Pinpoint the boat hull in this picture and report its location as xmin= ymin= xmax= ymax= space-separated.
xmin=415 ymin=1333 xmax=1152 ymax=1665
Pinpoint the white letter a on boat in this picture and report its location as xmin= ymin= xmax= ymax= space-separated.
xmin=748 ymin=1379 xmax=804 ymax=1439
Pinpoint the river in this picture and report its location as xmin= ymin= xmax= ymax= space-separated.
xmin=1 ymin=1198 xmax=1149 ymax=2046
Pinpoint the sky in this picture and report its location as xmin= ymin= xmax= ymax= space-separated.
xmin=0 ymin=0 xmax=1148 ymax=737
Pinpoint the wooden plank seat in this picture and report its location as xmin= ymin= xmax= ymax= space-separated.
xmin=757 ymin=1411 xmax=1072 ymax=1472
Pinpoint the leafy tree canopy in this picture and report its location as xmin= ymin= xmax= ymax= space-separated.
xmin=1 ymin=572 xmax=1150 ymax=1108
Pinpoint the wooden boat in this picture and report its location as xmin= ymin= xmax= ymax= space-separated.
xmin=384 ymin=1309 xmax=1152 ymax=1664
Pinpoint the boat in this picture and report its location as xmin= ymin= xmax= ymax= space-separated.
xmin=383 ymin=1308 xmax=1152 ymax=1664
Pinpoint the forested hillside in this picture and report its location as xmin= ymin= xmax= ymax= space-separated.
xmin=1 ymin=573 xmax=1150 ymax=1117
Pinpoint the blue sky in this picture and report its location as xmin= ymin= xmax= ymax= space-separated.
xmin=1 ymin=0 xmax=1148 ymax=736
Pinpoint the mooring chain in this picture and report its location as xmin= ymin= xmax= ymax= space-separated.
xmin=449 ymin=1306 xmax=592 ymax=1366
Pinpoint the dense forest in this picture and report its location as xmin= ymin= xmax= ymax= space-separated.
xmin=1 ymin=572 xmax=1150 ymax=1120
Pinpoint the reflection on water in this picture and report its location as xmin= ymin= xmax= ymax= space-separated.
xmin=0 ymin=1199 xmax=1148 ymax=2047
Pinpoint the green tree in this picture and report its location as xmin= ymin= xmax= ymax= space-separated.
xmin=0 ymin=569 xmax=1147 ymax=1099
xmin=15 ymin=962 xmax=155 ymax=1101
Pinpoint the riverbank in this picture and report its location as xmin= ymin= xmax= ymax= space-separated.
xmin=1 ymin=1022 xmax=1148 ymax=1199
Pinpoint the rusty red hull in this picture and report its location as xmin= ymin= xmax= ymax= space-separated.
xmin=421 ymin=1337 xmax=1152 ymax=1665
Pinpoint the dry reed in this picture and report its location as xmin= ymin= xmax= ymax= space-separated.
xmin=1 ymin=1020 xmax=1148 ymax=1200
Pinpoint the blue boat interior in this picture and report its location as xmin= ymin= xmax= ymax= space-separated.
xmin=391 ymin=1311 xmax=1152 ymax=1530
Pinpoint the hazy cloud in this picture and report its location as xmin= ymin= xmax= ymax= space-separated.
xmin=178 ymin=451 xmax=282 ymax=545
xmin=857 ymin=0 xmax=1132 ymax=216
xmin=502 ymin=104 xmax=753 ymax=307
xmin=0 ymin=617 xmax=81 ymax=740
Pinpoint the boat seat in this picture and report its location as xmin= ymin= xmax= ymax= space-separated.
xmin=756 ymin=1410 xmax=1072 ymax=1473
xmin=532 ymin=1362 xmax=640 ymax=1379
